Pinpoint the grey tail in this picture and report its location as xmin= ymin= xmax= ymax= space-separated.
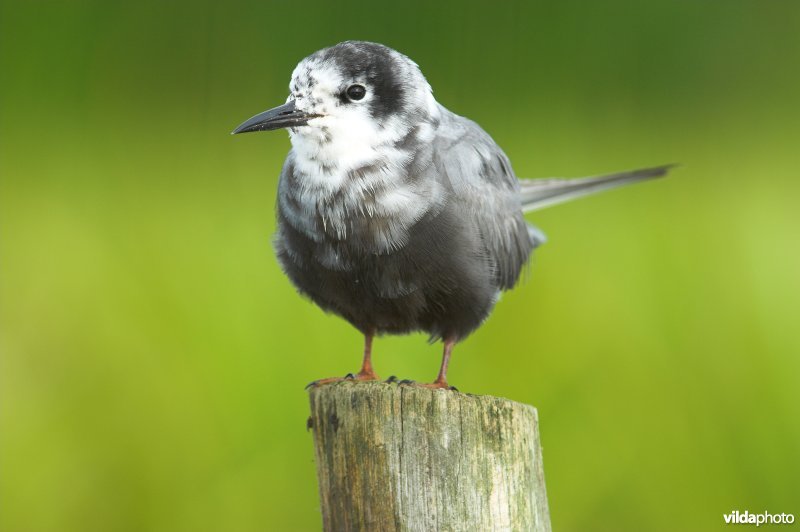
xmin=519 ymin=164 xmax=675 ymax=213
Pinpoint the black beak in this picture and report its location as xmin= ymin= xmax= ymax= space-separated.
xmin=231 ymin=100 xmax=319 ymax=134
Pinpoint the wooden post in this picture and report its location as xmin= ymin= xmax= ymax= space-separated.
xmin=308 ymin=382 xmax=551 ymax=531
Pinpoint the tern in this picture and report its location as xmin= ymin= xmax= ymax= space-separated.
xmin=233 ymin=41 xmax=671 ymax=389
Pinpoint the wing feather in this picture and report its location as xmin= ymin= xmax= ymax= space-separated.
xmin=432 ymin=110 xmax=534 ymax=289
xmin=519 ymin=165 xmax=674 ymax=212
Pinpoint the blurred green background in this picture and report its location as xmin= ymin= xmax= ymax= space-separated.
xmin=2 ymin=1 xmax=799 ymax=530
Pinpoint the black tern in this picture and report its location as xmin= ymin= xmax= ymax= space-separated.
xmin=233 ymin=41 xmax=671 ymax=389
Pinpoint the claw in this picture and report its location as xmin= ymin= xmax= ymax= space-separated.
xmin=305 ymin=371 xmax=379 ymax=389
xmin=396 ymin=379 xmax=456 ymax=390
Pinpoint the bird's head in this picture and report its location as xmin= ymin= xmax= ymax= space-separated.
xmin=233 ymin=41 xmax=439 ymax=169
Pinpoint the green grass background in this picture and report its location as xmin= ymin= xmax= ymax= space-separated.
xmin=2 ymin=1 xmax=799 ymax=530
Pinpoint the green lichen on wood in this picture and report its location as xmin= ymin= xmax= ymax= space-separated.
xmin=308 ymin=382 xmax=551 ymax=532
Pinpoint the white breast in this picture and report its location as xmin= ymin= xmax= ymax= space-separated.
xmin=280 ymin=134 xmax=442 ymax=254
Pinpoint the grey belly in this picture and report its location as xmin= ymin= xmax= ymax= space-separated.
xmin=275 ymin=207 xmax=501 ymax=341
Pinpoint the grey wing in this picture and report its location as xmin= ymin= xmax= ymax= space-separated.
xmin=432 ymin=110 xmax=536 ymax=289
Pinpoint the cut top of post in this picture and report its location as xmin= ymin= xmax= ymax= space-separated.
xmin=308 ymin=382 xmax=551 ymax=532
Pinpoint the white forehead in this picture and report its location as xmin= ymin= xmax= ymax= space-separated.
xmin=285 ymin=43 xmax=441 ymax=122
xmin=290 ymin=57 xmax=345 ymax=95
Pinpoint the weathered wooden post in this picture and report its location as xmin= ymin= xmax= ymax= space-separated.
xmin=308 ymin=382 xmax=551 ymax=531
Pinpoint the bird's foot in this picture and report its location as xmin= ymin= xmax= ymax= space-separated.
xmin=398 ymin=379 xmax=458 ymax=392
xmin=304 ymin=370 xmax=380 ymax=389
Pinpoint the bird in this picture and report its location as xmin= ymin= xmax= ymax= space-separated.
xmin=232 ymin=41 xmax=671 ymax=390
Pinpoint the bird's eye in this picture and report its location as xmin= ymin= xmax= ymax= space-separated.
xmin=346 ymin=84 xmax=366 ymax=101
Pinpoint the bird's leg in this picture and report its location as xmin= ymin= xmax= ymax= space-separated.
xmin=355 ymin=332 xmax=379 ymax=380
xmin=406 ymin=338 xmax=457 ymax=390
xmin=305 ymin=331 xmax=379 ymax=388
xmin=430 ymin=338 xmax=455 ymax=388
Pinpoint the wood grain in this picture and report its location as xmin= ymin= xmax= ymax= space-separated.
xmin=308 ymin=382 xmax=551 ymax=531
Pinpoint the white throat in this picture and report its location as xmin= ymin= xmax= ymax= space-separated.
xmin=288 ymin=113 xmax=412 ymax=196
xmin=280 ymin=112 xmax=443 ymax=253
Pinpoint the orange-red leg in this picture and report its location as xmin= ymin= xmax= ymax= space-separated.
xmin=355 ymin=332 xmax=378 ymax=379
xmin=409 ymin=338 xmax=457 ymax=390
xmin=306 ymin=332 xmax=379 ymax=388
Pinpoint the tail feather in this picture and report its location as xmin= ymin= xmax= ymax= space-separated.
xmin=519 ymin=164 xmax=675 ymax=213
